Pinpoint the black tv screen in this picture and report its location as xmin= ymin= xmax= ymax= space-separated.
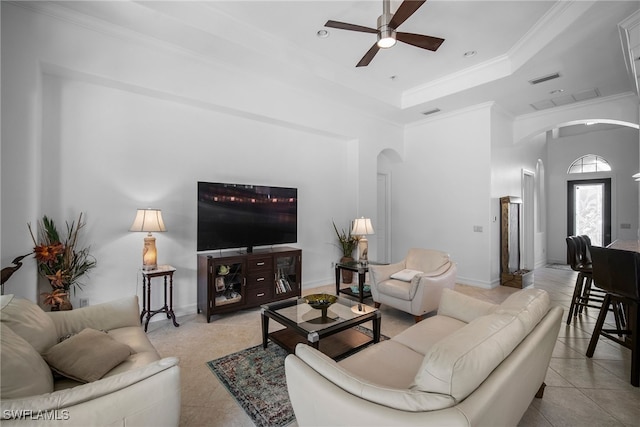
xmin=197 ymin=182 xmax=298 ymax=252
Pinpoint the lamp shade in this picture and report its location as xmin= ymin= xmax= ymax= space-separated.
xmin=352 ymin=217 xmax=374 ymax=236
xmin=129 ymin=209 xmax=167 ymax=233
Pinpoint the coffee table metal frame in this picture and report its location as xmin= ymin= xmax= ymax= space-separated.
xmin=261 ymin=296 xmax=381 ymax=359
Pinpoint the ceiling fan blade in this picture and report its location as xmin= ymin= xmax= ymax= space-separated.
xmin=396 ymin=32 xmax=444 ymax=51
xmin=389 ymin=0 xmax=427 ymax=29
xmin=356 ymin=43 xmax=381 ymax=67
xmin=325 ymin=20 xmax=377 ymax=34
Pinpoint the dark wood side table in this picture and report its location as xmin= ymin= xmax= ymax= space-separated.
xmin=140 ymin=265 xmax=179 ymax=332
xmin=335 ymin=261 xmax=386 ymax=303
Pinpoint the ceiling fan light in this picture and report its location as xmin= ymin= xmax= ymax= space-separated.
xmin=377 ymin=36 xmax=396 ymax=48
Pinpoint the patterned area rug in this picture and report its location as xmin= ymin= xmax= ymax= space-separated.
xmin=207 ymin=326 xmax=386 ymax=427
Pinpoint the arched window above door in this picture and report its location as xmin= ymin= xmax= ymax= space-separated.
xmin=567 ymin=154 xmax=611 ymax=174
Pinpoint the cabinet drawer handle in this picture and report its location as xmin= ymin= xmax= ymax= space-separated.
xmin=256 ymin=262 xmax=265 ymax=266
xmin=257 ymin=293 xmax=265 ymax=297
xmin=257 ymin=277 xmax=265 ymax=282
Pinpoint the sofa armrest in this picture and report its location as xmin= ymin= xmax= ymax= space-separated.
xmin=48 ymin=296 xmax=141 ymax=338
xmin=290 ymin=344 xmax=454 ymax=412
xmin=1 ymin=357 xmax=179 ymax=422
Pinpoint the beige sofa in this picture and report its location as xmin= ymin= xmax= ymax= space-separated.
xmin=285 ymin=288 xmax=562 ymax=426
xmin=0 ymin=294 xmax=180 ymax=426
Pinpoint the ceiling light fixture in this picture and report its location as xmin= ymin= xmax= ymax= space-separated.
xmin=550 ymin=89 xmax=564 ymax=95
xmin=376 ymin=1 xmax=396 ymax=48
xmin=317 ymin=29 xmax=329 ymax=38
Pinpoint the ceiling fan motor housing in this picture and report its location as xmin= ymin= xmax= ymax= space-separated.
xmin=377 ymin=13 xmax=396 ymax=48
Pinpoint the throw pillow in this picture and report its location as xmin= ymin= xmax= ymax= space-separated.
xmin=390 ymin=269 xmax=423 ymax=282
xmin=0 ymin=323 xmax=54 ymax=399
xmin=0 ymin=295 xmax=57 ymax=353
xmin=43 ymin=328 xmax=132 ymax=383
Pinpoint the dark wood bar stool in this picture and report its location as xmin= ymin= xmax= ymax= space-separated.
xmin=575 ymin=235 xmax=607 ymax=315
xmin=587 ymin=246 xmax=639 ymax=387
xmin=566 ymin=236 xmax=598 ymax=324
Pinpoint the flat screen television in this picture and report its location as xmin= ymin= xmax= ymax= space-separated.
xmin=197 ymin=181 xmax=297 ymax=252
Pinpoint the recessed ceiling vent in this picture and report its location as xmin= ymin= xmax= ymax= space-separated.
xmin=422 ymin=108 xmax=441 ymax=116
xmin=529 ymin=72 xmax=561 ymax=85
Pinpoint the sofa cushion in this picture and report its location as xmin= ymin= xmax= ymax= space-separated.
xmin=295 ymin=344 xmax=456 ymax=412
xmin=412 ymin=288 xmax=551 ymax=401
xmin=0 ymin=323 xmax=54 ymax=399
xmin=376 ymin=279 xmax=413 ymax=301
xmin=103 ymin=326 xmax=161 ymax=377
xmin=338 ymin=340 xmax=424 ymax=388
xmin=437 ymin=288 xmax=497 ymax=323
xmin=43 ymin=328 xmax=132 ymax=383
xmin=0 ymin=295 xmax=57 ymax=353
xmin=392 ymin=314 xmax=467 ymax=356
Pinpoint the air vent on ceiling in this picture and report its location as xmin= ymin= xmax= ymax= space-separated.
xmin=422 ymin=108 xmax=441 ymax=116
xmin=530 ymin=88 xmax=601 ymax=111
xmin=529 ymin=72 xmax=561 ymax=85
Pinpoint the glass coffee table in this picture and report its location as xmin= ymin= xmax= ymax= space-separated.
xmin=261 ymin=295 xmax=381 ymax=360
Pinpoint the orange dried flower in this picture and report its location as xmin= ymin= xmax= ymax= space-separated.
xmin=46 ymin=270 xmax=66 ymax=289
xmin=34 ymin=243 xmax=64 ymax=264
xmin=41 ymin=289 xmax=68 ymax=306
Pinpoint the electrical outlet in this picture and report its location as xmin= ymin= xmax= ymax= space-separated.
xmin=473 ymin=225 xmax=483 ymax=232
xmin=79 ymin=298 xmax=89 ymax=308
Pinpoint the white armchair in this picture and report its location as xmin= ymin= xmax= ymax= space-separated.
xmin=369 ymin=248 xmax=457 ymax=322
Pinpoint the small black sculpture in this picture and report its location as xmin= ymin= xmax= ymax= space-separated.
xmin=1 ymin=253 xmax=32 ymax=294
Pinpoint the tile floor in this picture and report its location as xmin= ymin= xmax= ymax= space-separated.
xmin=147 ymin=266 xmax=640 ymax=426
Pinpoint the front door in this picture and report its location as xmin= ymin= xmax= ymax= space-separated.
xmin=567 ymin=178 xmax=611 ymax=246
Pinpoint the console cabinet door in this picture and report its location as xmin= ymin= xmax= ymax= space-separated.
xmin=212 ymin=257 xmax=246 ymax=309
xmin=273 ymin=251 xmax=301 ymax=299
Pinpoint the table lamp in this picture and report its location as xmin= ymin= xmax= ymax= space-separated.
xmin=352 ymin=217 xmax=374 ymax=265
xmin=130 ymin=208 xmax=166 ymax=271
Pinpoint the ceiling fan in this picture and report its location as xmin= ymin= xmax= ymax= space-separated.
xmin=325 ymin=0 xmax=444 ymax=67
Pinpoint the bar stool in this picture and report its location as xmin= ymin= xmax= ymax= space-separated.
xmin=566 ymin=236 xmax=596 ymax=324
xmin=587 ymin=246 xmax=639 ymax=387
xmin=575 ymin=235 xmax=606 ymax=315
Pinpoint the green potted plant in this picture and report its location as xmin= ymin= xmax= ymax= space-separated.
xmin=333 ymin=221 xmax=358 ymax=284
xmin=28 ymin=212 xmax=96 ymax=310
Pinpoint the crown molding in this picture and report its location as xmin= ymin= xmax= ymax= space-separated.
xmin=400 ymin=0 xmax=595 ymax=110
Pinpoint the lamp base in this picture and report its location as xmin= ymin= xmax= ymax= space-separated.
xmin=142 ymin=234 xmax=158 ymax=272
xmin=357 ymin=237 xmax=369 ymax=265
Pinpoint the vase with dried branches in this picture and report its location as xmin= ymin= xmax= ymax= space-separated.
xmin=28 ymin=212 xmax=96 ymax=310
xmin=333 ymin=220 xmax=357 ymax=284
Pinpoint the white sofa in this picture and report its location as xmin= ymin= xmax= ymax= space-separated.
xmin=369 ymin=248 xmax=457 ymax=321
xmin=285 ymin=288 xmax=562 ymax=426
xmin=0 ymin=294 xmax=180 ymax=426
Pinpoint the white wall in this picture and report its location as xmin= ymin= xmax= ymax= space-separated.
xmin=490 ymin=107 xmax=547 ymax=278
xmin=392 ymin=105 xmax=494 ymax=287
xmin=0 ymin=3 xmax=402 ymax=313
xmin=546 ymin=126 xmax=639 ymax=263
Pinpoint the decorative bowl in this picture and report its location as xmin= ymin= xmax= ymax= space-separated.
xmin=304 ymin=293 xmax=337 ymax=310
